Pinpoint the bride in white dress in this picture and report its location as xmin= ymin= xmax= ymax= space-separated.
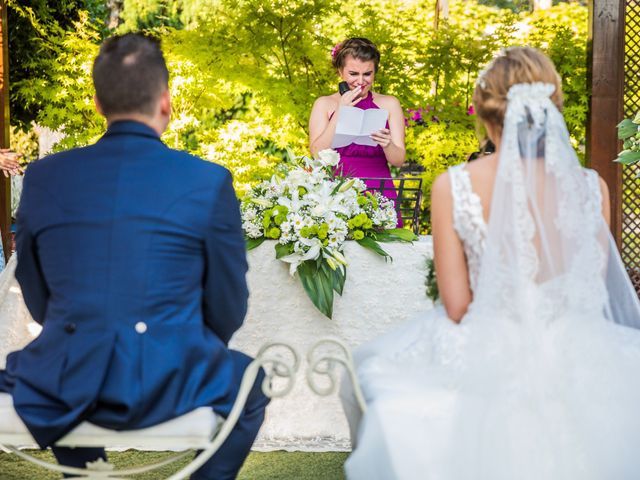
xmin=341 ymin=47 xmax=640 ymax=479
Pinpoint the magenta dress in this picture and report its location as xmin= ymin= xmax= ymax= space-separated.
xmin=332 ymin=91 xmax=401 ymax=226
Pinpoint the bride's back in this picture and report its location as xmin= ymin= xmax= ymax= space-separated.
xmin=432 ymin=47 xmax=615 ymax=323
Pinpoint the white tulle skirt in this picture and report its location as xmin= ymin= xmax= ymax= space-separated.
xmin=0 ymin=256 xmax=40 ymax=369
xmin=344 ymin=305 xmax=640 ymax=480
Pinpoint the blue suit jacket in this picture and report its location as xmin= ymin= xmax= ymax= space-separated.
xmin=0 ymin=121 xmax=250 ymax=448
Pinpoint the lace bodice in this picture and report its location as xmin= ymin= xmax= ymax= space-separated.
xmin=449 ymin=164 xmax=487 ymax=292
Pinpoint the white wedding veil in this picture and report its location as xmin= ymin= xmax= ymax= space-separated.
xmin=444 ymin=71 xmax=640 ymax=478
xmin=470 ymin=81 xmax=640 ymax=329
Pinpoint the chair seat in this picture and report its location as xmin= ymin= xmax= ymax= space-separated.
xmin=0 ymin=393 xmax=220 ymax=449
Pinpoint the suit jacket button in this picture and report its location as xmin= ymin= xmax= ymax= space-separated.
xmin=135 ymin=322 xmax=147 ymax=334
xmin=64 ymin=323 xmax=76 ymax=334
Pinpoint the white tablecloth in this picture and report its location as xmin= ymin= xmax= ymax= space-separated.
xmin=232 ymin=238 xmax=434 ymax=451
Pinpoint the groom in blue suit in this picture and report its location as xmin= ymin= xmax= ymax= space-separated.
xmin=0 ymin=33 xmax=267 ymax=479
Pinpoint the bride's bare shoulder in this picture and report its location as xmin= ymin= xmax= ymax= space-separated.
xmin=431 ymin=170 xmax=452 ymax=202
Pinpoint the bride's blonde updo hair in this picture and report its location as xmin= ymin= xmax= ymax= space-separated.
xmin=473 ymin=47 xmax=563 ymax=137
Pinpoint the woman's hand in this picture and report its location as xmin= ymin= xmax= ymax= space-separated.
xmin=0 ymin=149 xmax=22 ymax=177
xmin=370 ymin=128 xmax=392 ymax=148
xmin=339 ymin=85 xmax=364 ymax=107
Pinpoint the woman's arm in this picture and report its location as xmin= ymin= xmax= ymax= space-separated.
xmin=431 ymin=172 xmax=472 ymax=323
xmin=309 ymin=88 xmax=364 ymax=157
xmin=369 ymin=96 xmax=405 ymax=167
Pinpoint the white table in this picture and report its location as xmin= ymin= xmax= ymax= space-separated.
xmin=231 ymin=238 xmax=434 ymax=451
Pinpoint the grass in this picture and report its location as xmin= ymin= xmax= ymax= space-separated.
xmin=0 ymin=450 xmax=348 ymax=479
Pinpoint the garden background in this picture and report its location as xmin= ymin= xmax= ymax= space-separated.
xmin=0 ymin=1 xmax=604 ymax=478
xmin=7 ymin=0 xmax=588 ymax=229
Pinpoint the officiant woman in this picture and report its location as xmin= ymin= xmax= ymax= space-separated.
xmin=308 ymin=38 xmax=405 ymax=206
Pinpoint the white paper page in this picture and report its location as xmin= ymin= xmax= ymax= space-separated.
xmin=334 ymin=107 xmax=365 ymax=135
xmin=361 ymin=108 xmax=388 ymax=135
xmin=331 ymin=106 xmax=389 ymax=148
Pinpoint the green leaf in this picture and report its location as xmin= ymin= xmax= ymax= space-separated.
xmin=297 ymin=260 xmax=335 ymax=319
xmin=245 ymin=237 xmax=265 ymax=250
xmin=333 ymin=265 xmax=346 ymax=296
xmin=376 ymin=228 xmax=419 ymax=243
xmin=321 ymin=260 xmax=346 ymax=296
xmin=615 ymin=150 xmax=640 ymax=165
xmin=356 ymin=237 xmax=392 ymax=262
xmin=425 ymin=257 xmax=440 ymax=302
xmin=617 ymin=119 xmax=638 ymax=139
xmin=275 ymin=242 xmax=294 ymax=259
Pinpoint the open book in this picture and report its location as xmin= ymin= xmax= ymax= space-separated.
xmin=331 ymin=106 xmax=389 ymax=149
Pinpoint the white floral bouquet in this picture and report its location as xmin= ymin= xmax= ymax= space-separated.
xmin=241 ymin=149 xmax=416 ymax=318
xmin=616 ymin=112 xmax=640 ymax=176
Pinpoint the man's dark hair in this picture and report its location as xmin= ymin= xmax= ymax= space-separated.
xmin=92 ymin=33 xmax=169 ymax=117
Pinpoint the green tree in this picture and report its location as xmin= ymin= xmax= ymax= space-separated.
xmin=7 ymin=0 xmax=108 ymax=128
xmin=9 ymin=0 xmax=590 ymax=218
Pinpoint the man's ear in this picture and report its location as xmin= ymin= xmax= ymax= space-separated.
xmin=94 ymin=95 xmax=104 ymax=116
xmin=159 ymin=90 xmax=171 ymax=117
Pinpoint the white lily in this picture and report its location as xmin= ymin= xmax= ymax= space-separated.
xmin=280 ymin=237 xmax=322 ymax=276
xmin=307 ymin=182 xmax=350 ymax=218
xmin=278 ymin=188 xmax=303 ymax=213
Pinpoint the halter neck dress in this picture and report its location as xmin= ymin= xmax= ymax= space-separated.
xmin=332 ymin=91 xmax=401 ymax=226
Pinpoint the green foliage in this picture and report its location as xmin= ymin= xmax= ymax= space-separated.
xmin=9 ymin=0 xmax=590 ymax=224
xmin=9 ymin=127 xmax=39 ymax=165
xmin=11 ymin=10 xmax=105 ymax=151
xmin=7 ymin=0 xmax=108 ymax=128
xmin=425 ymin=257 xmax=439 ymax=302
xmin=615 ymin=113 xmax=640 ymax=177
xmin=523 ymin=3 xmax=588 ymax=159
xmin=408 ymin=112 xmax=480 ymax=226
xmin=119 ymin=0 xmax=185 ymax=30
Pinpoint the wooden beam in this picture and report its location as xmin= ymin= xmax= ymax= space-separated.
xmin=586 ymin=0 xmax=625 ymax=245
xmin=0 ymin=0 xmax=10 ymax=262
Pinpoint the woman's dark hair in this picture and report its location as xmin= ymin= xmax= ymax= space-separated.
xmin=92 ymin=33 xmax=169 ymax=117
xmin=332 ymin=37 xmax=381 ymax=72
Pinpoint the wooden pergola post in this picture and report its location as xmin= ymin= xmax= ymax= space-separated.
xmin=0 ymin=0 xmax=10 ymax=262
xmin=587 ymin=0 xmax=625 ymax=244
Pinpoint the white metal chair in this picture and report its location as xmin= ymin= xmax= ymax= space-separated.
xmin=306 ymin=338 xmax=367 ymax=414
xmin=0 ymin=342 xmax=299 ymax=479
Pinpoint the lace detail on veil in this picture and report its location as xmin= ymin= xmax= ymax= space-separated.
xmin=563 ymin=169 xmax=608 ymax=316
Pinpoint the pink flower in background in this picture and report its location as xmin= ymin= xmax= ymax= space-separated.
xmin=331 ymin=43 xmax=342 ymax=59
xmin=467 ymin=105 xmax=475 ymax=115
xmin=405 ymin=106 xmax=436 ymax=126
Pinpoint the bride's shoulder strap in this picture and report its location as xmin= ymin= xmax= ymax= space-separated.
xmin=447 ymin=163 xmax=469 ymax=202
